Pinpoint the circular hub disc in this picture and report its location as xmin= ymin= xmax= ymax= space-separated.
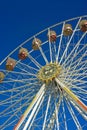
xmin=37 ymin=63 xmax=61 ymax=84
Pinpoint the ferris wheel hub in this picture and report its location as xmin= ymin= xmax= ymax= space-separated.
xmin=37 ymin=62 xmax=61 ymax=84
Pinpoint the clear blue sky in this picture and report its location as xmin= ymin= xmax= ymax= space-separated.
xmin=0 ymin=0 xmax=87 ymax=62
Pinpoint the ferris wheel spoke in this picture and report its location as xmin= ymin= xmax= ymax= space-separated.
xmin=63 ymin=41 xmax=87 ymax=70
xmin=59 ymin=77 xmax=87 ymax=91
xmin=62 ymin=65 xmax=87 ymax=78
xmin=56 ymin=22 xmax=65 ymax=62
xmin=63 ymin=47 xmax=87 ymax=77
xmin=59 ymin=17 xmax=82 ymax=64
xmin=63 ymin=59 xmax=87 ymax=83
xmin=48 ymin=28 xmax=53 ymax=63
xmin=42 ymin=94 xmax=51 ymax=130
xmin=71 ymin=75 xmax=87 ymax=83
xmin=3 ymin=78 xmax=37 ymax=83
xmin=15 ymin=66 xmax=34 ymax=75
xmin=0 ymin=83 xmax=37 ymax=105
xmin=65 ymin=97 xmax=82 ymax=130
xmin=72 ymin=84 xmax=87 ymax=92
xmin=66 ymin=52 xmax=87 ymax=74
xmin=2 ymin=77 xmax=37 ymax=84
xmin=72 ymin=88 xmax=87 ymax=95
xmin=28 ymin=54 xmax=42 ymax=69
xmin=61 ymin=98 xmax=68 ymax=130
xmin=39 ymin=46 xmax=49 ymax=64
xmin=16 ymin=64 xmax=38 ymax=75
xmin=0 ymin=113 xmax=18 ymax=130
xmin=0 ymin=69 xmax=36 ymax=76
xmin=0 ymin=86 xmax=36 ymax=117
xmin=30 ymin=97 xmax=48 ymax=129
xmin=17 ymin=61 xmax=39 ymax=72
xmin=71 ymin=68 xmax=87 ymax=79
xmin=61 ymin=72 xmax=87 ymax=82
xmin=0 ymin=82 xmax=38 ymax=97
xmin=0 ymin=91 xmax=33 ymax=118
xmin=14 ymin=84 xmax=45 ymax=130
xmin=66 ymin=55 xmax=87 ymax=80
xmin=3 ymin=119 xmax=18 ymax=130
xmin=61 ymin=76 xmax=87 ymax=85
xmin=51 ymin=42 xmax=57 ymax=62
xmin=23 ymin=90 xmax=45 ymax=130
xmin=69 ymin=99 xmax=87 ymax=120
xmin=55 ymin=78 xmax=87 ymax=113
xmin=60 ymin=65 xmax=87 ymax=81
xmin=28 ymin=95 xmax=45 ymax=130
xmin=75 ymin=63 xmax=87 ymax=73
xmin=61 ymin=56 xmax=87 ymax=79
xmin=70 ymin=82 xmax=86 ymax=90
xmin=0 ymin=82 xmax=35 ymax=94
xmin=0 ymin=90 xmax=36 ymax=130
xmin=65 ymin=75 xmax=87 ymax=85
xmin=73 ymin=93 xmax=87 ymax=103
xmin=62 ymin=42 xmax=87 ymax=76
xmin=47 ymin=95 xmax=62 ymax=129
xmin=1 ymin=95 xmax=37 ymax=115
xmin=55 ymin=102 xmax=60 ymax=130
xmin=73 ymin=86 xmax=87 ymax=92
xmin=59 ymin=73 xmax=87 ymax=85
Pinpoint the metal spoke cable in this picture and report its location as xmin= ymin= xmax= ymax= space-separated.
xmin=56 ymin=22 xmax=65 ymax=62
xmin=39 ymin=46 xmax=49 ymax=64
xmin=65 ymin=98 xmax=82 ymax=130
xmin=59 ymin=17 xmax=82 ymax=64
xmin=42 ymin=94 xmax=51 ymax=130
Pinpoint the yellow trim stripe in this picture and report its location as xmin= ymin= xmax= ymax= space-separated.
xmin=63 ymin=86 xmax=78 ymax=101
xmin=24 ymin=96 xmax=37 ymax=116
xmin=63 ymin=86 xmax=87 ymax=112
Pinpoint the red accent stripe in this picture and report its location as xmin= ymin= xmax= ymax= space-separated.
xmin=77 ymin=100 xmax=87 ymax=111
xmin=14 ymin=115 xmax=24 ymax=130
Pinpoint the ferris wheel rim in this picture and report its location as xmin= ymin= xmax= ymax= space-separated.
xmin=0 ymin=15 xmax=87 ymax=66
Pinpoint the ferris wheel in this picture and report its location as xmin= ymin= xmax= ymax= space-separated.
xmin=0 ymin=15 xmax=87 ymax=130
